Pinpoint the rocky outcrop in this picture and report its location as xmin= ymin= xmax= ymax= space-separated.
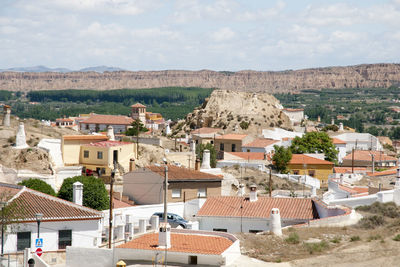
xmin=177 ymin=90 xmax=292 ymax=134
xmin=0 ymin=63 xmax=399 ymax=92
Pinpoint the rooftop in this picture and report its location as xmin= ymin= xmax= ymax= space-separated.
xmin=197 ymin=196 xmax=318 ymax=220
xmin=0 ymin=183 xmax=102 ymax=222
xmin=332 ymin=138 xmax=346 ymax=145
xmin=63 ymin=135 xmax=109 ymax=141
xmin=191 ymin=127 xmax=222 ymax=135
xmin=243 ymin=138 xmax=279 ymax=148
xmin=289 ymin=154 xmax=334 ymax=165
xmin=81 ymin=114 xmax=133 ymax=125
xmin=83 ymin=140 xmax=133 ymax=148
xmin=333 ymin=167 xmax=367 ymax=173
xmin=215 ymin=134 xmax=248 ymax=141
xmin=283 ymin=108 xmax=304 ymax=112
xmin=145 ymin=165 xmax=222 ymax=181
xmin=131 ymin=103 xmax=146 ymax=108
xmin=225 ymin=152 xmax=265 ymax=161
xmin=343 ymin=150 xmax=397 ymax=162
xmin=117 ymin=231 xmax=233 ymax=255
xmin=367 ymin=168 xmax=397 ymax=177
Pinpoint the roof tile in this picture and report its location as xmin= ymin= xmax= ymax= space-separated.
xmin=243 ymin=138 xmax=279 ymax=148
xmin=343 ymin=150 xmax=397 ymax=162
xmin=145 ymin=165 xmax=222 ymax=181
xmin=289 ymin=154 xmax=334 ymax=165
xmin=81 ymin=114 xmax=133 ymax=125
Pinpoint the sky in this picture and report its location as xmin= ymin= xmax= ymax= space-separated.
xmin=1 ymin=0 xmax=400 ymax=71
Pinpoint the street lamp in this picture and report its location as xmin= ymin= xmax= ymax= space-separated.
xmin=0 ymin=201 xmax=7 ymax=257
xmin=35 ymin=213 xmax=43 ymax=239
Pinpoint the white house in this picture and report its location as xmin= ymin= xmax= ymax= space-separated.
xmin=262 ymin=128 xmax=303 ymax=141
xmin=282 ymin=108 xmax=304 ymax=125
xmin=79 ymin=114 xmax=133 ymax=134
xmin=0 ymin=183 xmax=103 ymax=255
xmin=334 ymin=133 xmax=382 ymax=152
xmin=241 ymin=138 xmax=280 ymax=153
xmin=332 ymin=137 xmax=347 ymax=164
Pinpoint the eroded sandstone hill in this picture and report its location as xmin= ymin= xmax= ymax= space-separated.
xmin=175 ymin=90 xmax=292 ymax=135
xmin=0 ymin=63 xmax=399 ymax=92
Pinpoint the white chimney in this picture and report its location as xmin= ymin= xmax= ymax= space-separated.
xmin=73 ymin=181 xmax=83 ymax=206
xmin=249 ymin=184 xmax=258 ymax=202
xmin=14 ymin=122 xmax=28 ymax=149
xmin=190 ymin=140 xmax=196 ymax=152
xmin=270 ymin=208 xmax=282 ymax=236
xmin=150 ymin=215 xmax=160 ymax=231
xmin=107 ymin=126 xmax=115 ymax=141
xmin=311 ymin=186 xmax=317 ymax=197
xmin=237 ymin=184 xmax=245 ymax=196
xmin=339 ymin=122 xmax=344 ymax=131
xmin=3 ymin=105 xmax=11 ymax=127
xmin=201 ymin=149 xmax=211 ymax=169
xmin=158 ymin=222 xmax=171 ymax=248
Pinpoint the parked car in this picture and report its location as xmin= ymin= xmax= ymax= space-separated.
xmin=152 ymin=212 xmax=188 ymax=228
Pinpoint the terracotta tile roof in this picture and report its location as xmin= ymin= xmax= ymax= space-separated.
xmin=63 ymin=135 xmax=109 ymax=141
xmin=367 ymin=168 xmax=397 ymax=177
xmin=215 ymin=134 xmax=248 ymax=140
xmin=81 ymin=114 xmax=133 ymax=125
xmin=113 ymin=198 xmax=134 ymax=209
xmin=197 ymin=196 xmax=318 ymax=220
xmin=343 ymin=150 xmax=397 ymax=162
xmin=243 ymin=138 xmax=279 ymax=148
xmin=283 ymin=108 xmax=304 ymax=112
xmin=0 ymin=183 xmax=102 ymax=222
xmin=83 ymin=140 xmax=133 ymax=147
xmin=117 ymin=232 xmax=233 ymax=255
xmin=191 ymin=127 xmax=222 ymax=135
xmin=332 ymin=138 xmax=346 ymax=144
xmin=338 ymin=185 xmax=369 ymax=195
xmin=131 ymin=103 xmax=146 ymax=108
xmin=289 ymin=154 xmax=334 ymax=165
xmin=225 ymin=152 xmax=265 ymax=160
xmin=56 ymin=118 xmax=74 ymax=122
xmin=146 ymin=165 xmax=222 ymax=181
xmin=333 ymin=167 xmax=367 ymax=173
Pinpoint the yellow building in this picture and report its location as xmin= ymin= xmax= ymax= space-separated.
xmin=287 ymin=154 xmax=334 ymax=186
xmin=62 ymin=135 xmax=109 ymax=165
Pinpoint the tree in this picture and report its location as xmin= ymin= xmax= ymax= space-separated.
xmin=196 ymin=143 xmax=217 ymax=168
xmin=125 ymin=119 xmax=148 ymax=136
xmin=290 ymin=132 xmax=338 ymax=163
xmin=18 ymin=178 xmax=56 ymax=196
xmin=57 ymin=176 xmax=109 ymax=210
xmin=272 ymin=145 xmax=292 ymax=173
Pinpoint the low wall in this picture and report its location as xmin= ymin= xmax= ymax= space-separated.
xmin=66 ymin=247 xmax=113 ymax=267
xmin=124 ymin=136 xmax=162 ymax=146
xmin=217 ymin=161 xmax=265 ymax=171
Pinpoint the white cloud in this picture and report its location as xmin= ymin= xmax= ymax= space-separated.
xmin=210 ymin=27 xmax=236 ymax=42
xmin=304 ymin=3 xmax=361 ymax=26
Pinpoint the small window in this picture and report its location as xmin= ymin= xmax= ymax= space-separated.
xmin=247 ymin=149 xmax=250 ymax=152
xmin=293 ymin=170 xmax=299 ymax=175
xmin=17 ymin=232 xmax=31 ymax=251
xmin=308 ymin=170 xmax=315 ymax=177
xmin=59 ymin=230 xmax=72 ymax=249
xmin=220 ymin=143 xmax=224 ymax=151
xmin=85 ymin=124 xmax=89 ymax=130
xmin=249 ymin=230 xmax=262 ymax=233
xmin=232 ymin=144 xmax=236 ymax=152
xmin=213 ymin=228 xmax=227 ymax=232
xmin=210 ymin=140 xmax=214 ymax=144
xmin=189 ymin=256 xmax=197 ymax=265
xmin=172 ymin=189 xmax=181 ymax=198
xmin=84 ymin=150 xmax=89 ymax=158
xmin=198 ymin=188 xmax=206 ymax=198
xmin=97 ymin=151 xmax=103 ymax=159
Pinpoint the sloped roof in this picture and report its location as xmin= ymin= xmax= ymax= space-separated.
xmin=242 ymin=138 xmax=279 ymax=148
xmin=146 ymin=165 xmax=222 ymax=181
xmin=332 ymin=138 xmax=346 ymax=144
xmin=117 ymin=232 xmax=233 ymax=255
xmin=215 ymin=134 xmax=248 ymax=140
xmin=343 ymin=150 xmax=397 ymax=162
xmin=63 ymin=135 xmax=109 ymax=141
xmin=191 ymin=127 xmax=222 ymax=135
xmin=82 ymin=140 xmax=132 ymax=148
xmin=0 ymin=183 xmax=102 ymax=222
xmin=367 ymin=168 xmax=397 ymax=177
xmin=225 ymin=152 xmax=265 ymax=160
xmin=197 ymin=196 xmax=318 ymax=220
xmin=333 ymin=167 xmax=367 ymax=173
xmin=283 ymin=108 xmax=304 ymax=112
xmin=131 ymin=103 xmax=146 ymax=108
xmin=289 ymin=154 xmax=334 ymax=165
xmin=81 ymin=114 xmax=133 ymax=125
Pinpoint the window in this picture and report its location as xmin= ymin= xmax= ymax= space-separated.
xmin=213 ymin=228 xmax=227 ymax=232
xmin=308 ymin=170 xmax=315 ymax=177
xmin=84 ymin=150 xmax=89 ymax=158
xmin=172 ymin=189 xmax=181 ymax=198
xmin=198 ymin=188 xmax=206 ymax=198
xmin=220 ymin=143 xmax=224 ymax=151
xmin=210 ymin=140 xmax=214 ymax=145
xmin=97 ymin=151 xmax=103 ymax=159
xmin=232 ymin=144 xmax=236 ymax=152
xmin=247 ymin=149 xmax=250 ymax=152
xmin=293 ymin=170 xmax=299 ymax=175
xmin=189 ymin=256 xmax=197 ymax=265
xmin=85 ymin=124 xmax=89 ymax=130
xmin=58 ymin=230 xmax=72 ymax=249
xmin=249 ymin=230 xmax=262 ymax=233
xmin=17 ymin=232 xmax=31 ymax=251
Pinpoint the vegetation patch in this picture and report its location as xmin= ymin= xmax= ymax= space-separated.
xmin=304 ymin=241 xmax=329 ymax=254
xmin=285 ymin=232 xmax=300 ymax=244
xmin=358 ymin=215 xmax=386 ymax=229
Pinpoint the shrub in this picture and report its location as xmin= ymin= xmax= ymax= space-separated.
xmin=58 ymin=176 xmax=109 ymax=210
xmin=356 ymin=202 xmax=400 ymax=218
xmin=330 ymin=236 xmax=341 ymax=243
xmin=367 ymin=234 xmax=381 ymax=242
xmin=358 ymin=215 xmax=386 ymax=229
xmin=7 ymin=136 xmax=15 ymax=144
xmin=350 ymin=236 xmax=361 ymax=242
xmin=285 ymin=232 xmax=300 ymax=244
xmin=304 ymin=241 xmax=329 ymax=254
xmin=393 ymin=234 xmax=400 ymax=241
xmin=239 ymin=121 xmax=250 ymax=130
xmin=18 ymin=178 xmax=56 ymax=196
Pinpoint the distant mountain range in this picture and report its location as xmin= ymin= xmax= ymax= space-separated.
xmin=0 ymin=65 xmax=124 ymax=73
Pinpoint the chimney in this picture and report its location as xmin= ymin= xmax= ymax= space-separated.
xmin=129 ymin=158 xmax=136 ymax=172
xmin=158 ymin=222 xmax=171 ymax=248
xmin=249 ymin=184 xmax=258 ymax=202
xmin=339 ymin=122 xmax=344 ymax=131
xmin=200 ymin=149 xmax=211 ymax=169
xmin=107 ymin=126 xmax=115 ymax=141
xmin=331 ymin=118 xmax=335 ymax=125
xmin=237 ymin=184 xmax=245 ymax=196
xmin=14 ymin=122 xmax=28 ymax=149
xmin=270 ymin=208 xmax=282 ymax=236
xmin=195 ymin=158 xmax=201 ymax=170
xmin=2 ymin=105 xmax=11 ymax=127
xmin=311 ymin=186 xmax=317 ymax=197
xmin=190 ymin=140 xmax=196 ymax=152
xmin=73 ymin=181 xmax=83 ymax=206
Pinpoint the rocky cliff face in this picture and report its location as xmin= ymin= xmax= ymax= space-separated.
xmin=177 ymin=90 xmax=292 ymax=134
xmin=0 ymin=63 xmax=399 ymax=92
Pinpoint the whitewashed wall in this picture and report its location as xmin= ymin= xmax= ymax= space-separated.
xmin=66 ymin=246 xmax=113 ymax=267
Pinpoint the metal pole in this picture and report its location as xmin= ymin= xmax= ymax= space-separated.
xmin=136 ymin=122 xmax=139 ymax=160
xmin=163 ymin=165 xmax=168 ymax=224
xmin=269 ymin=166 xmax=272 ymax=197
xmin=37 ymin=220 xmax=40 ymax=238
xmin=1 ymin=208 xmax=4 ymax=257
xmin=108 ymin=168 xmax=115 ymax=249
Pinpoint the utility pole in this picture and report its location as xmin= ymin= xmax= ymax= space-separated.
xmin=269 ymin=166 xmax=272 ymax=197
xmin=163 ymin=160 xmax=168 ymax=267
xmin=136 ymin=121 xmax=139 ymax=160
xmin=108 ymin=166 xmax=115 ymax=249
xmin=351 ymin=148 xmax=354 ymax=174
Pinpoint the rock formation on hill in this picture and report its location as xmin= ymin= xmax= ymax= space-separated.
xmin=0 ymin=63 xmax=399 ymax=93
xmin=175 ymin=90 xmax=292 ymax=134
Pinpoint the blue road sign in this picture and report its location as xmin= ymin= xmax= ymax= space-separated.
xmin=35 ymin=238 xmax=43 ymax=248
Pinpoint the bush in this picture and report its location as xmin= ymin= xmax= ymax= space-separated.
xmin=393 ymin=234 xmax=400 ymax=241
xmin=356 ymin=202 xmax=400 ymax=218
xmin=58 ymin=176 xmax=109 ymax=210
xmin=367 ymin=234 xmax=382 ymax=242
xmin=358 ymin=215 xmax=386 ymax=229
xmin=350 ymin=236 xmax=361 ymax=242
xmin=285 ymin=232 xmax=300 ymax=244
xmin=18 ymin=178 xmax=56 ymax=196
xmin=330 ymin=236 xmax=341 ymax=243
xmin=304 ymin=241 xmax=329 ymax=254
xmin=239 ymin=121 xmax=250 ymax=130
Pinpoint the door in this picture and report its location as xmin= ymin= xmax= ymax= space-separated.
xmin=113 ymin=150 xmax=118 ymax=164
